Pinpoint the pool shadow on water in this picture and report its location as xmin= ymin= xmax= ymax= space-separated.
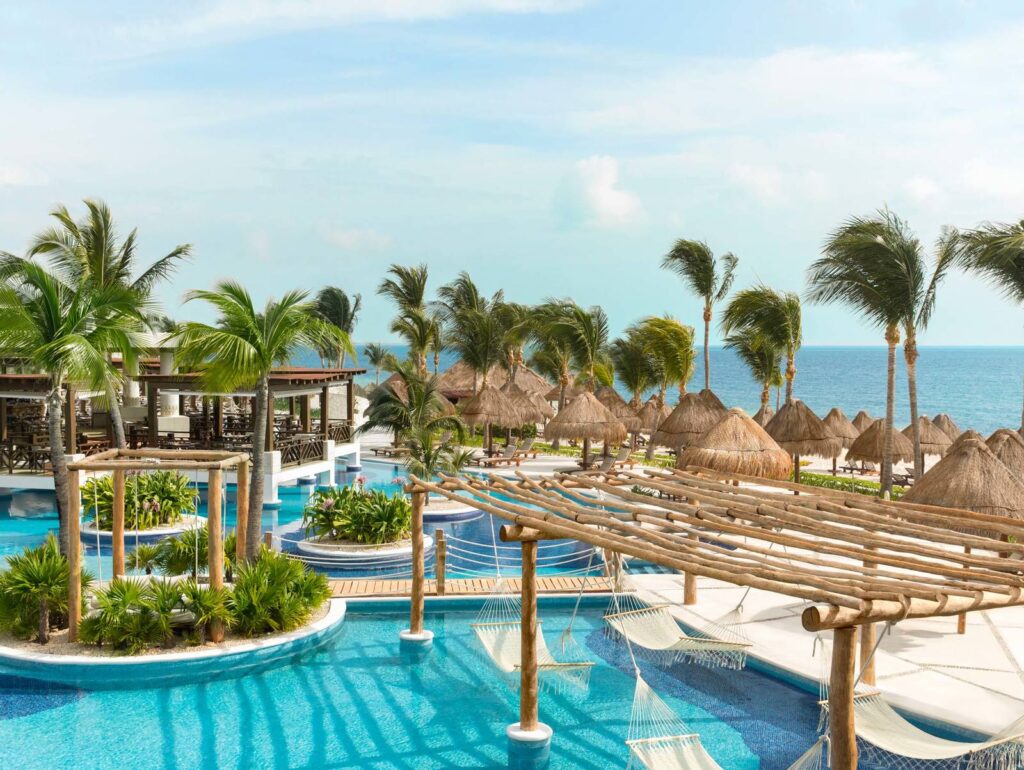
xmin=0 ymin=674 xmax=84 ymax=720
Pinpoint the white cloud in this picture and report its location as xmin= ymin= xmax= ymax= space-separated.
xmin=563 ymin=155 xmax=645 ymax=229
xmin=904 ymin=175 xmax=941 ymax=202
xmin=0 ymin=165 xmax=49 ymax=187
xmin=321 ymin=226 xmax=392 ymax=251
xmin=249 ymin=230 xmax=272 ymax=264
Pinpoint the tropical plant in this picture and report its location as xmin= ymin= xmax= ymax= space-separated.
xmin=390 ymin=309 xmax=437 ymax=376
xmin=314 ymin=286 xmax=361 ymax=367
xmin=229 ymin=550 xmax=330 ymax=637
xmin=0 ymin=258 xmax=146 ymax=554
xmin=723 ymin=332 xmax=782 ymax=416
xmin=81 ymin=470 xmax=197 ymax=531
xmin=721 ymin=285 xmax=802 ymax=403
xmin=634 ymin=316 xmax=696 ymax=401
xmin=147 ymin=578 xmax=187 ymax=648
xmin=358 ymin=361 xmax=464 ymax=447
xmin=536 ymin=301 xmax=612 ymax=389
xmin=174 ymin=282 xmax=350 ymax=560
xmin=528 ymin=328 xmax=574 ymax=450
xmin=377 ymin=263 xmax=429 ymax=314
xmin=363 ymin=343 xmax=397 ymax=387
xmin=127 ymin=543 xmax=162 ymax=575
xmin=181 ymin=580 xmax=232 ymax=645
xmin=155 ymin=527 xmax=208 ymax=578
xmin=661 ymin=239 xmax=738 ymax=391
xmin=78 ymin=577 xmax=163 ymax=654
xmin=303 ymin=486 xmax=413 ymax=544
xmin=811 ymin=209 xmax=949 ymax=494
xmin=445 ymin=306 xmax=504 ymax=392
xmin=610 ymin=332 xmax=658 ymax=408
xmin=0 ymin=534 xmax=91 ymax=643
xmin=404 ymin=426 xmax=473 ymax=498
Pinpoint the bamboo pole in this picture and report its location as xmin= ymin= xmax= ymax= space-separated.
xmin=684 ymin=532 xmax=697 ymax=605
xmin=958 ymin=545 xmax=970 ymax=635
xmin=67 ymin=469 xmax=82 ymax=642
xmin=829 ymin=626 xmax=858 ymax=770
xmin=410 ymin=488 xmax=426 ymax=635
xmin=236 ymin=459 xmax=249 ymax=563
xmin=436 ymin=528 xmax=446 ymax=596
xmin=208 ymin=469 xmax=225 ymax=643
xmin=112 ymin=469 xmax=126 ymax=577
xmin=520 ymin=538 xmax=539 ymax=732
xmin=264 ymin=531 xmax=273 ymax=550
xmin=860 ymin=547 xmax=877 ymax=686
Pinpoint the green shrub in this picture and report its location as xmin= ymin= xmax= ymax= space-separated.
xmin=79 ymin=577 xmax=165 ymax=654
xmin=303 ymin=487 xmax=412 ymax=545
xmin=81 ymin=471 xmax=197 ymax=530
xmin=0 ymin=535 xmax=92 ymax=643
xmin=180 ymin=580 xmax=232 ymax=644
xmin=229 ymin=551 xmax=330 ymax=637
xmin=795 ymin=471 xmax=905 ymax=500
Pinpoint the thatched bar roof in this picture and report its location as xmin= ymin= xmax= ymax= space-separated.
xmin=846 ymin=419 xmax=914 ymax=465
xmin=437 ymin=361 xmax=551 ymax=400
xmin=636 ymin=397 xmax=663 ymax=432
xmin=458 ymin=384 xmax=523 ymax=427
xmin=500 ymin=381 xmax=545 ymax=424
xmin=765 ymin=400 xmax=843 ymax=459
xmin=699 ymin=388 xmax=728 ymax=414
xmin=543 ymin=391 xmax=627 ymax=444
xmin=822 ymin=407 xmax=859 ymax=449
xmin=544 ymin=380 xmax=585 ymax=403
xmin=652 ymin=392 xmax=722 ymax=449
xmin=679 ymin=408 xmax=792 ymax=480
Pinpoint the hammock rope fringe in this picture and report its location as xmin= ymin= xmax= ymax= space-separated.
xmin=625 ymin=675 xmax=724 ymax=770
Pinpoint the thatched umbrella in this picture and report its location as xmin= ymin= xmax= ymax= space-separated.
xmin=846 ymin=418 xmax=914 ymax=465
xmin=699 ymin=388 xmax=727 ymax=415
xmin=764 ymin=400 xmax=842 ymax=483
xmin=528 ymin=391 xmax=555 ymax=421
xmin=637 ymin=396 xmax=663 ymax=433
xmin=752 ymin=403 xmax=774 ymax=427
xmin=652 ymin=392 xmax=723 ymax=450
xmin=933 ymin=413 xmax=962 ymax=441
xmin=901 ymin=416 xmax=952 ymax=457
xmin=544 ymin=391 xmax=627 ymax=467
xmin=822 ymin=407 xmax=859 ymax=475
xmin=594 ymin=386 xmax=642 ymax=433
xmin=852 ymin=410 xmax=875 ymax=433
xmin=987 ymin=428 xmax=1024 ymax=480
xmin=679 ymin=408 xmax=793 ymax=480
xmin=501 ymin=381 xmax=545 ymax=425
xmin=949 ymin=428 xmax=983 ymax=454
xmin=459 ymin=384 xmax=523 ymax=455
xmin=544 ymin=381 xmax=585 ymax=405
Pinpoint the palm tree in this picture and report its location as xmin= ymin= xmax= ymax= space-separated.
xmin=314 ymin=287 xmax=361 ymax=367
xmin=661 ymin=239 xmax=738 ymax=391
xmin=812 ymin=210 xmax=948 ymax=489
xmin=634 ymin=316 xmax=696 ymax=402
xmin=724 ymin=333 xmax=782 ymax=416
xmin=24 ymin=199 xmax=191 ymax=447
xmin=610 ymin=333 xmax=657 ymax=409
xmin=528 ymin=332 xmax=574 ymax=450
xmin=0 ymin=257 xmax=144 ymax=554
xmin=721 ymin=285 xmax=802 ymax=404
xmin=539 ymin=301 xmax=612 ymax=389
xmin=174 ymin=282 xmax=349 ymax=560
xmin=378 ymin=263 xmax=429 ymax=314
xmin=359 ymin=361 xmax=463 ymax=445
xmin=445 ymin=306 xmax=504 ymax=392
xmin=389 ymin=309 xmax=436 ymax=376
xmin=363 ymin=343 xmax=395 ymax=387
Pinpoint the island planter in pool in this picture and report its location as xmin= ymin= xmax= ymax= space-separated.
xmin=79 ymin=470 xmax=202 ymax=544
xmin=0 ymin=599 xmax=347 ymax=690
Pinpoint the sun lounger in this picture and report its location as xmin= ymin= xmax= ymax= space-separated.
xmin=612 ymin=446 xmax=635 ymax=469
xmin=371 ymin=446 xmax=410 ymax=457
xmin=513 ymin=437 xmax=539 ymax=459
xmin=473 ymin=444 xmax=522 ymax=467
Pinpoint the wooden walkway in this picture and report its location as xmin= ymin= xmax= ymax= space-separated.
xmin=330 ymin=575 xmax=613 ymax=598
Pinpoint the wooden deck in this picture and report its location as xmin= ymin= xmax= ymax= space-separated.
xmin=330 ymin=575 xmax=613 ymax=598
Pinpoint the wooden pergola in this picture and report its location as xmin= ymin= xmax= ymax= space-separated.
xmin=65 ymin=449 xmax=251 ymax=644
xmin=406 ymin=465 xmax=1024 ymax=769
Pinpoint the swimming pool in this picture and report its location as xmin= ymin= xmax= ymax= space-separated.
xmin=0 ymin=598 xmax=840 ymax=769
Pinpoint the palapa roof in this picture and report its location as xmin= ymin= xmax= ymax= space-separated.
xmin=651 ymin=391 xmax=723 ymax=449
xmin=377 ymin=371 xmax=408 ymax=402
xmin=764 ymin=399 xmax=843 ymax=459
xmin=846 ymin=419 xmax=915 ymax=464
xmin=822 ymin=407 xmax=859 ymax=448
xmin=699 ymin=388 xmax=728 ymax=414
xmin=544 ymin=379 xmax=585 ymax=403
xmin=852 ymin=410 xmax=876 ymax=433
xmin=987 ymin=428 xmax=1024 ymax=480
xmin=679 ymin=408 xmax=793 ymax=480
xmin=437 ymin=361 xmax=551 ymax=400
xmin=752 ymin=403 xmax=774 ymax=427
xmin=636 ymin=397 xmax=664 ymax=432
xmin=903 ymin=438 xmax=1024 ymax=529
xmin=949 ymin=429 xmax=983 ymax=454
xmin=458 ymin=384 xmax=523 ymax=427
xmin=594 ymin=386 xmax=642 ymax=432
xmin=901 ymin=416 xmax=952 ymax=457
xmin=933 ymin=413 xmax=962 ymax=441
xmin=543 ymin=390 xmax=627 ymax=444
xmin=500 ymin=381 xmax=546 ymax=424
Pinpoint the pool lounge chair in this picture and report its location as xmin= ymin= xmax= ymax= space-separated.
xmin=514 ymin=437 xmax=539 ymax=459
xmin=473 ymin=443 xmax=522 ymax=467
xmin=371 ymin=445 xmax=410 ymax=457
xmin=612 ymin=446 xmax=635 ymax=469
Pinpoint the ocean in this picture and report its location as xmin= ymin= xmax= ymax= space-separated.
xmin=305 ymin=345 xmax=1024 ymax=436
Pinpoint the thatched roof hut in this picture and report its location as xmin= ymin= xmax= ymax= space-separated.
xmin=544 ymin=380 xmax=586 ymax=404
xmin=652 ymin=392 xmax=723 ymax=449
xmin=852 ymin=410 xmax=875 ymax=433
xmin=544 ymin=391 xmax=627 ymax=444
xmin=903 ymin=437 xmax=1024 ymax=529
xmin=987 ymin=428 xmax=1024 ymax=479
xmin=752 ymin=403 xmax=774 ymax=427
xmin=377 ymin=371 xmax=408 ymax=403
xmin=528 ymin=390 xmax=555 ymax=420
xmin=679 ymin=408 xmax=793 ymax=480
xmin=437 ymin=361 xmax=552 ymax=400
xmin=764 ymin=400 xmax=842 ymax=459
xmin=932 ymin=413 xmax=962 ymax=441
xmin=846 ymin=419 xmax=914 ymax=464
xmin=822 ymin=407 xmax=859 ymax=449
xmin=458 ymin=384 xmax=522 ymax=428
xmin=901 ymin=416 xmax=952 ymax=457
xmin=500 ymin=381 xmax=545 ymax=424
xmin=637 ymin=397 xmax=663 ymax=432
xmin=594 ymin=386 xmax=642 ymax=432
xmin=699 ymin=388 xmax=728 ymax=415
xmin=949 ymin=429 xmax=983 ymax=454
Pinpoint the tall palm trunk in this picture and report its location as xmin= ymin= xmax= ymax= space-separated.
xmin=760 ymin=381 xmax=770 ymax=411
xmin=881 ymin=326 xmax=900 ymax=499
xmin=552 ymin=374 xmax=569 ymax=451
xmin=245 ymin=376 xmax=269 ymax=561
xmin=107 ymin=386 xmax=127 ymax=448
xmin=702 ymin=303 xmax=711 ymax=391
xmin=37 ymin=597 xmax=50 ymax=644
xmin=647 ymin=386 xmax=667 ymax=460
xmin=433 ymin=350 xmax=439 ymax=375
xmin=904 ymin=330 xmax=923 ymax=479
xmin=46 ymin=383 xmax=71 ymax=556
xmin=375 ymin=367 xmax=381 ymax=387
xmin=784 ymin=348 xmax=796 ymax=404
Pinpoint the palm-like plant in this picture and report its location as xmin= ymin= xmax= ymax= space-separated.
xmin=389 ymin=309 xmax=436 ymax=375
xmin=0 ymin=257 xmax=146 ymax=552
xmin=0 ymin=534 xmax=77 ymax=643
xmin=377 ymin=263 xmax=429 ymax=313
xmin=363 ymin=343 xmax=396 ymax=387
xmin=358 ymin=361 xmax=464 ymax=446
xmin=724 ymin=332 xmax=782 ymax=416
xmin=528 ymin=333 xmax=574 ymax=450
xmin=610 ymin=333 xmax=657 ymax=409
xmin=174 ymin=282 xmax=349 ymax=560
xmin=634 ymin=316 xmax=696 ymax=403
xmin=721 ymin=285 xmax=802 ymax=404
xmin=810 ymin=210 xmax=947 ymax=495
xmin=661 ymin=239 xmax=738 ymax=391
xmin=538 ymin=301 xmax=612 ymax=389
xmin=314 ymin=286 xmax=361 ymax=367
xmin=25 ymin=199 xmax=191 ymax=447
xmin=445 ymin=306 xmax=505 ymax=392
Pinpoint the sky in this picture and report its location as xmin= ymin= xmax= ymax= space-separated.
xmin=1 ymin=0 xmax=1023 ymax=346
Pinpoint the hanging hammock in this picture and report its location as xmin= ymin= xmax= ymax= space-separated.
xmin=604 ymin=578 xmax=752 ymax=670
xmin=625 ymin=675 xmax=725 ymax=770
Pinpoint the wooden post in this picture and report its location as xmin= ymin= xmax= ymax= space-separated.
xmin=346 ymin=380 xmax=356 ymax=426
xmin=288 ymin=396 xmax=296 ymax=417
xmin=520 ymin=538 xmax=540 ymax=731
xmin=67 ymin=469 xmax=82 ymax=642
xmin=410 ymin=488 xmax=426 ymax=634
xmin=435 ymin=528 xmax=446 ymax=596
xmin=958 ymin=545 xmax=970 ymax=634
xmin=112 ymin=469 xmax=126 ymax=577
xmin=263 ymin=530 xmax=273 ymax=550
xmin=301 ymin=394 xmax=311 ymax=433
xmin=207 ymin=469 xmax=225 ymax=643
xmin=860 ymin=548 xmax=877 ymax=685
xmin=829 ymin=626 xmax=858 ymax=770
xmin=64 ymin=385 xmax=77 ymax=453
xmin=235 ymin=459 xmax=249 ymax=563
xmin=321 ymin=385 xmax=331 ymax=441
xmin=0 ymin=397 xmax=7 ymax=442
xmin=147 ymin=382 xmax=159 ymax=447
xmin=684 ymin=532 xmax=698 ymax=605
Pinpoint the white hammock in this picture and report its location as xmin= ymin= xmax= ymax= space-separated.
xmin=605 ymin=591 xmax=751 ymax=670
xmin=626 ymin=675 xmax=724 ymax=770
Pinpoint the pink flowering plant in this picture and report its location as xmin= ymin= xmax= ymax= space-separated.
xmin=302 ymin=485 xmax=412 ymax=545
xmin=81 ymin=471 xmax=197 ymax=530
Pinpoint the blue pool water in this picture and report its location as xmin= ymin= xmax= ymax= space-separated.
xmin=0 ymin=599 xmax=843 ymax=769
